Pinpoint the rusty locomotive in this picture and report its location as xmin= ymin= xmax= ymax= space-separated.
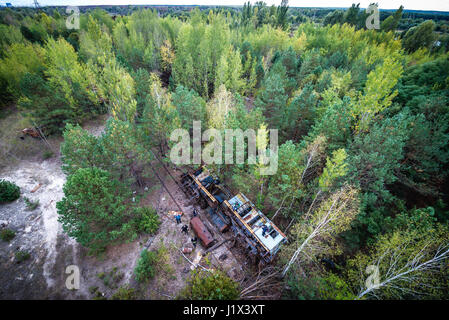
xmin=180 ymin=166 xmax=287 ymax=264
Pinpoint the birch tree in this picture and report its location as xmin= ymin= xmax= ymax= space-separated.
xmin=269 ymin=135 xmax=327 ymax=220
xmin=352 ymin=56 xmax=403 ymax=132
xmin=282 ymin=185 xmax=360 ymax=277
xmin=348 ymin=227 xmax=449 ymax=299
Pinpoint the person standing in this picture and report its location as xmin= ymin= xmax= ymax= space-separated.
xmin=175 ymin=214 xmax=181 ymax=224
xmin=262 ymin=225 xmax=269 ymax=237
xmin=191 ymin=237 xmax=198 ymax=248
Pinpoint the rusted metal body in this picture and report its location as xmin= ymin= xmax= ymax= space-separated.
xmin=180 ymin=167 xmax=229 ymax=228
xmin=180 ymin=167 xmax=220 ymax=209
xmin=223 ymin=193 xmax=288 ymax=263
xmin=190 ymin=216 xmax=214 ymax=248
xmin=180 ymin=166 xmax=287 ymax=264
xmin=206 ymin=207 xmax=229 ymax=233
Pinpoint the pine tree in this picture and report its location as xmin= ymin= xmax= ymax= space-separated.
xmin=255 ymin=73 xmax=287 ymax=129
xmin=56 ymin=167 xmax=140 ymax=253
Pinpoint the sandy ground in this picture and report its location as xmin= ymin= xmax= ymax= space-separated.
xmin=0 ymin=113 xmax=251 ymax=300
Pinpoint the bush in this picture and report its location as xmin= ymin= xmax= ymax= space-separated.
xmin=15 ymin=250 xmax=30 ymax=263
xmin=135 ymin=207 xmax=161 ymax=234
xmin=134 ymin=249 xmax=158 ymax=283
xmin=0 ymin=228 xmax=15 ymax=242
xmin=0 ymin=179 xmax=20 ymax=203
xmin=178 ymin=270 xmax=240 ymax=300
xmin=110 ymin=286 xmax=137 ymax=300
xmin=285 ymin=271 xmax=356 ymax=300
xmin=285 ymin=273 xmax=322 ymax=300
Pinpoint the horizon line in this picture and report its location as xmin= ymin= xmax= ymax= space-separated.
xmin=2 ymin=3 xmax=449 ymax=13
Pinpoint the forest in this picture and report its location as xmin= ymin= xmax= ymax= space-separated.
xmin=0 ymin=1 xmax=449 ymax=300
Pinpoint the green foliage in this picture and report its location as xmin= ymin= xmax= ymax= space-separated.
xmin=403 ymin=20 xmax=436 ymax=53
xmin=172 ymin=11 xmax=232 ymax=98
xmin=15 ymin=250 xmax=31 ymax=263
xmin=309 ymin=97 xmax=352 ymax=152
xmin=112 ymin=9 xmax=173 ymax=70
xmin=286 ymin=272 xmax=356 ymax=300
xmin=255 ymin=72 xmax=287 ymax=129
xmin=17 ymin=38 xmax=103 ymax=134
xmin=93 ymin=56 xmax=137 ymax=122
xmin=319 ymin=273 xmax=357 ymax=300
xmin=282 ymin=83 xmax=317 ymax=142
xmin=134 ymin=207 xmax=161 ymax=234
xmin=134 ymin=249 xmax=158 ymax=283
xmin=346 ymin=113 xmax=413 ymax=244
xmin=0 ymin=228 xmax=15 ymax=242
xmin=2 ymin=5 xmax=449 ymax=301
xmin=61 ymin=119 xmax=153 ymax=186
xmin=56 ymin=167 xmax=139 ymax=253
xmin=0 ymin=179 xmax=20 ymax=203
xmin=0 ymin=24 xmax=24 ymax=58
xmin=285 ymin=272 xmax=322 ymax=300
xmin=110 ymin=286 xmax=137 ymax=300
xmin=79 ymin=16 xmax=113 ymax=63
xmin=346 ymin=224 xmax=449 ymax=299
xmin=353 ymin=56 xmax=403 ymax=132
xmin=171 ymin=85 xmax=206 ymax=132
xmin=319 ymin=148 xmax=348 ymax=192
xmin=0 ymin=43 xmax=44 ymax=100
xmin=178 ymin=270 xmax=240 ymax=300
xmin=396 ymin=57 xmax=449 ymax=105
xmin=381 ymin=6 xmax=403 ymax=32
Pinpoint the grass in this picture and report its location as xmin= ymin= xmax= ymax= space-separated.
xmin=0 ymin=228 xmax=15 ymax=242
xmin=24 ymin=197 xmax=39 ymax=210
xmin=42 ymin=150 xmax=53 ymax=160
xmin=110 ymin=286 xmax=137 ymax=300
xmin=15 ymin=250 xmax=31 ymax=263
xmin=0 ymin=110 xmax=45 ymax=169
xmin=97 ymin=267 xmax=124 ymax=289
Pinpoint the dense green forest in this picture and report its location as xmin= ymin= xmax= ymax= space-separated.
xmin=1 ymin=2 xmax=449 ymax=300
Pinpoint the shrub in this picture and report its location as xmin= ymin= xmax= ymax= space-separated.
xmin=110 ymin=286 xmax=137 ymax=300
xmin=285 ymin=273 xmax=322 ymax=300
xmin=15 ymin=250 xmax=30 ymax=263
xmin=0 ymin=179 xmax=20 ymax=203
xmin=285 ymin=271 xmax=356 ymax=300
xmin=178 ymin=270 xmax=240 ymax=300
xmin=134 ymin=250 xmax=158 ymax=283
xmin=135 ymin=206 xmax=161 ymax=234
xmin=24 ymin=197 xmax=39 ymax=210
xmin=89 ymin=286 xmax=106 ymax=300
xmin=318 ymin=273 xmax=356 ymax=300
xmin=0 ymin=228 xmax=15 ymax=242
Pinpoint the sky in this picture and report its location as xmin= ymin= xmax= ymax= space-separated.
xmin=3 ymin=0 xmax=449 ymax=12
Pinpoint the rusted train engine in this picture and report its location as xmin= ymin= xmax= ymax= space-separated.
xmin=180 ymin=166 xmax=287 ymax=264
